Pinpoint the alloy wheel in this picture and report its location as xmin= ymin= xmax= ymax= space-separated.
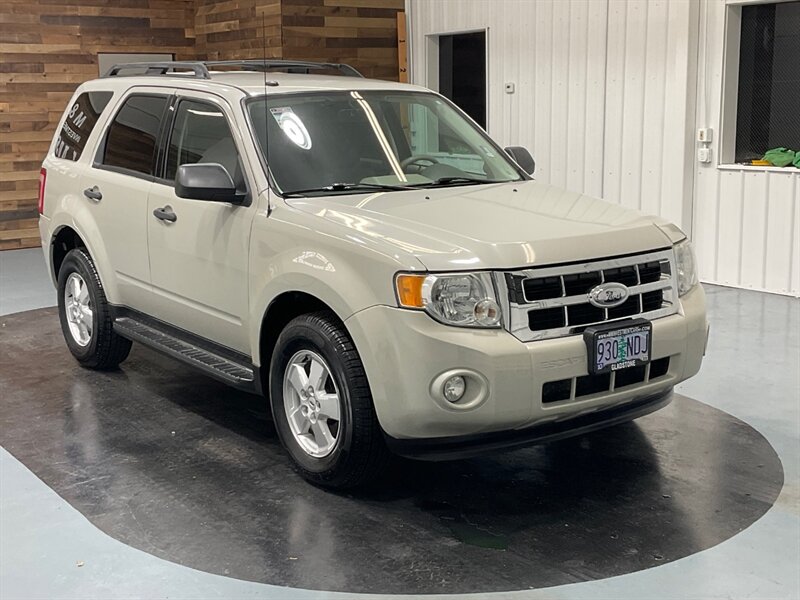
xmin=282 ymin=350 xmax=342 ymax=458
xmin=64 ymin=272 xmax=93 ymax=347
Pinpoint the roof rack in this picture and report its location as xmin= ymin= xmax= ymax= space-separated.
xmin=102 ymin=60 xmax=364 ymax=79
xmin=103 ymin=62 xmax=212 ymax=79
xmin=205 ymin=60 xmax=364 ymax=78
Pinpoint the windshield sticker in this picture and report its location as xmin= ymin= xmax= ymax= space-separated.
xmin=271 ymin=107 xmax=312 ymax=150
xmin=270 ymin=106 xmax=294 ymax=121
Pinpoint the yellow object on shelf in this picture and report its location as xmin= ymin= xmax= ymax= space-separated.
xmin=750 ymin=159 xmax=771 ymax=166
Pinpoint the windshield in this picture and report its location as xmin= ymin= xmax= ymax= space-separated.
xmin=247 ymin=90 xmax=523 ymax=195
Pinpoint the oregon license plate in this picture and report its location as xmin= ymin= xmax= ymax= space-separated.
xmin=584 ymin=319 xmax=652 ymax=375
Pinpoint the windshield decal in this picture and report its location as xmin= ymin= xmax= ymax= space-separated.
xmin=271 ymin=107 xmax=312 ymax=150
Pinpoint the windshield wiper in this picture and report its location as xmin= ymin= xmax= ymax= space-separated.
xmin=282 ymin=182 xmax=414 ymax=197
xmin=410 ymin=176 xmax=513 ymax=188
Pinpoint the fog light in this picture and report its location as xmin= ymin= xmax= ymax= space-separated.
xmin=443 ymin=375 xmax=466 ymax=403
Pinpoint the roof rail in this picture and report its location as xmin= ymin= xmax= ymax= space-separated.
xmin=204 ymin=60 xmax=364 ymax=78
xmin=102 ymin=60 xmax=363 ymax=79
xmin=102 ymin=62 xmax=211 ymax=79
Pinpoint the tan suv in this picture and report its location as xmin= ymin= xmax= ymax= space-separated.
xmin=38 ymin=60 xmax=708 ymax=488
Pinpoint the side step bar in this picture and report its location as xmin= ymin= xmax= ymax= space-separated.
xmin=113 ymin=317 xmax=258 ymax=393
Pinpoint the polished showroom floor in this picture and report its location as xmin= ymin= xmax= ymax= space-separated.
xmin=1 ymin=248 xmax=798 ymax=599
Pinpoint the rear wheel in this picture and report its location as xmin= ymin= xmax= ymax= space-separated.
xmin=270 ymin=311 xmax=389 ymax=489
xmin=57 ymin=248 xmax=132 ymax=370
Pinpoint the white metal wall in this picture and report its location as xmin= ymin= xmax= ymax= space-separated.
xmin=407 ymin=0 xmax=800 ymax=296
xmin=407 ymin=0 xmax=697 ymax=230
xmin=602 ymin=0 xmax=698 ymax=231
xmin=410 ymin=0 xmax=607 ymax=198
xmin=693 ymin=0 xmax=800 ymax=296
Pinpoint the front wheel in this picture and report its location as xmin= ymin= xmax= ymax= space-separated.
xmin=270 ymin=311 xmax=389 ymax=489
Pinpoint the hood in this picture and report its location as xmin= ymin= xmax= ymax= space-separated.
xmin=285 ymin=180 xmax=676 ymax=271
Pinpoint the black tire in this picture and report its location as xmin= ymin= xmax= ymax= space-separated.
xmin=57 ymin=248 xmax=132 ymax=370
xmin=269 ymin=311 xmax=390 ymax=489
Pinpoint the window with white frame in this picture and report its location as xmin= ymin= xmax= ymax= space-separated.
xmin=733 ymin=1 xmax=800 ymax=164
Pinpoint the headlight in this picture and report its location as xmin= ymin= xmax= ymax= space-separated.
xmin=674 ymin=238 xmax=698 ymax=295
xmin=395 ymin=272 xmax=502 ymax=328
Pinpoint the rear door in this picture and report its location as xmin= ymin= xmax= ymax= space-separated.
xmin=146 ymin=91 xmax=256 ymax=354
xmin=82 ymin=90 xmax=171 ymax=309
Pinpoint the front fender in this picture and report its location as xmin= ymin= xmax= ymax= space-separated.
xmin=248 ymin=253 xmax=391 ymax=366
xmin=247 ymin=201 xmax=428 ymax=365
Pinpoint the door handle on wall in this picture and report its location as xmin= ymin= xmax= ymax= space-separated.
xmin=83 ymin=186 xmax=102 ymax=201
xmin=153 ymin=206 xmax=177 ymax=223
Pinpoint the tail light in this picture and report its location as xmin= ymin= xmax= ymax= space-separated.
xmin=38 ymin=168 xmax=47 ymax=214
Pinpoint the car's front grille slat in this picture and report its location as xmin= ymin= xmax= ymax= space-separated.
xmin=523 ymin=276 xmax=563 ymax=301
xmin=529 ymin=306 xmax=566 ymax=331
xmin=603 ymin=265 xmax=639 ymax=286
xmin=499 ymin=249 xmax=678 ymax=342
xmin=607 ymin=295 xmax=641 ymax=319
xmin=567 ymin=303 xmax=604 ymax=326
xmin=641 ymin=289 xmax=664 ymax=312
xmin=541 ymin=356 xmax=672 ymax=404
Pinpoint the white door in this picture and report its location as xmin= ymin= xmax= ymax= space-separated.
xmin=146 ymin=94 xmax=256 ymax=354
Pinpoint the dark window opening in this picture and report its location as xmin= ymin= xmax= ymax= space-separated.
xmin=102 ymin=95 xmax=168 ymax=176
xmin=735 ymin=1 xmax=800 ymax=163
xmin=438 ymin=31 xmax=487 ymax=129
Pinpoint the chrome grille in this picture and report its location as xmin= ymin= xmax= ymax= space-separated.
xmin=497 ymin=249 xmax=678 ymax=342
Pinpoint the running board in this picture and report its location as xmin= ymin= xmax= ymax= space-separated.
xmin=113 ymin=317 xmax=258 ymax=392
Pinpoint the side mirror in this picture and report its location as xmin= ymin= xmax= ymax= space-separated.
xmin=175 ymin=163 xmax=244 ymax=203
xmin=504 ymin=146 xmax=536 ymax=175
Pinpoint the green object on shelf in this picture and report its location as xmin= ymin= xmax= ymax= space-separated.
xmin=795 ymin=153 xmax=800 ymax=169
xmin=763 ymin=147 xmax=796 ymax=168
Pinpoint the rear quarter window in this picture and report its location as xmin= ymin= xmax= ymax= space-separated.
xmin=54 ymin=91 xmax=113 ymax=161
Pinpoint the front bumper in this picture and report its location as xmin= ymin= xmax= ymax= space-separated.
xmin=385 ymin=388 xmax=672 ymax=460
xmin=345 ymin=284 xmax=707 ymax=442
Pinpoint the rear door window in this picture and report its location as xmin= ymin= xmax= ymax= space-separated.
xmin=102 ymin=95 xmax=169 ymax=176
xmin=54 ymin=91 xmax=113 ymax=161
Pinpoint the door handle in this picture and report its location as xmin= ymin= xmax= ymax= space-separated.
xmin=153 ymin=206 xmax=177 ymax=223
xmin=83 ymin=186 xmax=102 ymax=201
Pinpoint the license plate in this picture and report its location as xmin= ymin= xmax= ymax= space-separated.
xmin=584 ymin=319 xmax=652 ymax=375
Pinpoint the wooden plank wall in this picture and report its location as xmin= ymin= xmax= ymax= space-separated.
xmin=397 ymin=11 xmax=407 ymax=82
xmin=195 ymin=0 xmax=282 ymax=61
xmin=1 ymin=0 xmax=403 ymax=250
xmin=0 ymin=0 xmax=196 ymax=250
xmin=196 ymin=0 xmax=404 ymax=77
xmin=280 ymin=0 xmax=404 ymax=80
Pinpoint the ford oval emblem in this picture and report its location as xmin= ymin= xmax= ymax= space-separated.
xmin=588 ymin=282 xmax=629 ymax=308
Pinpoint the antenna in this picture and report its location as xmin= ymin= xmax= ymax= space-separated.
xmin=261 ymin=14 xmax=275 ymax=214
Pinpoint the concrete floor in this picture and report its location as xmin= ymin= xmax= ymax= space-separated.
xmin=1 ymin=247 xmax=799 ymax=599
